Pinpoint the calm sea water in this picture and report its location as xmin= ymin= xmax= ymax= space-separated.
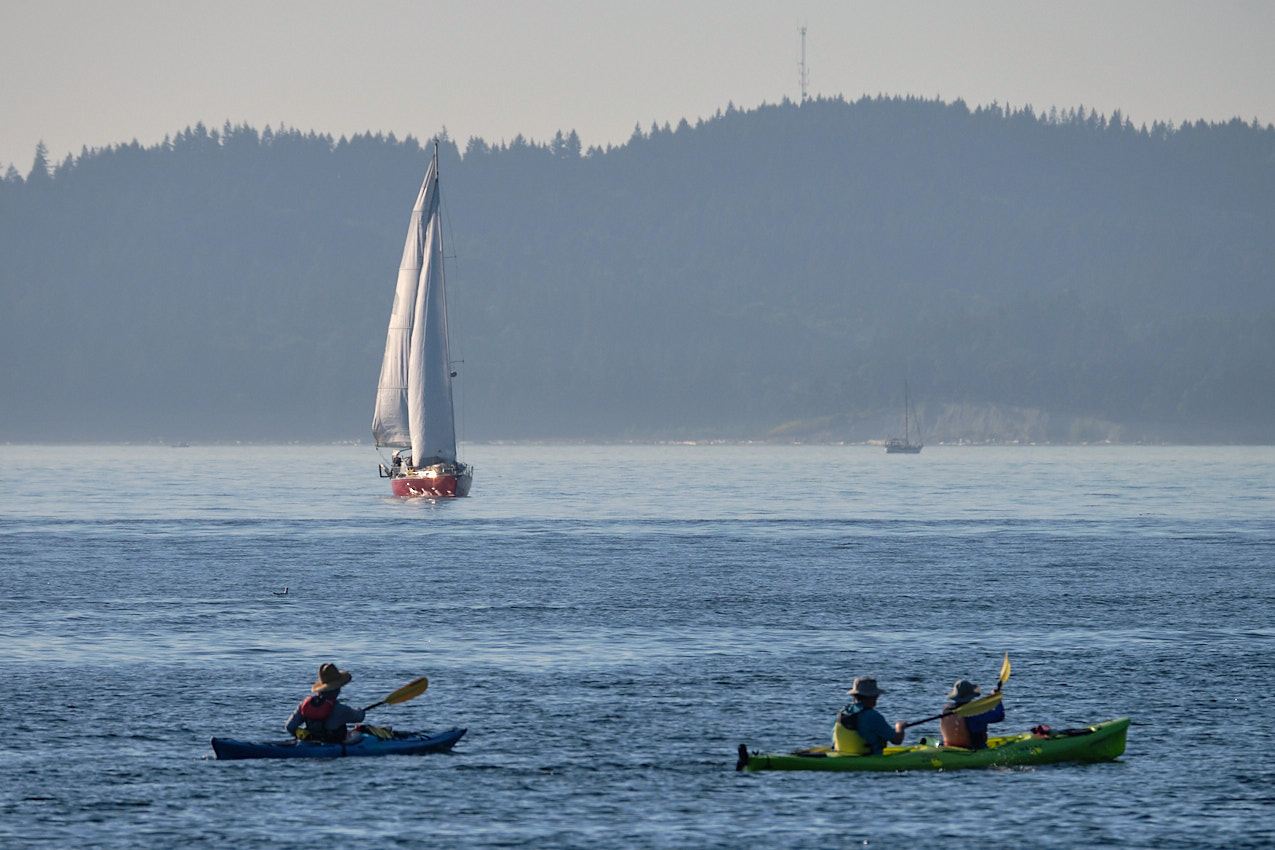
xmin=1 ymin=444 xmax=1272 ymax=848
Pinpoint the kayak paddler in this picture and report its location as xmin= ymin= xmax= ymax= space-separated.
xmin=285 ymin=663 xmax=367 ymax=743
xmin=939 ymin=679 xmax=1005 ymax=749
xmin=834 ymin=676 xmax=906 ymax=754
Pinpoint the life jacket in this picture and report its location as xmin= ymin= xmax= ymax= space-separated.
xmin=298 ymin=694 xmax=345 ymax=742
xmin=940 ymin=712 xmax=972 ymax=748
xmin=832 ymin=705 xmax=871 ymax=755
xmin=940 ymin=705 xmax=992 ymax=749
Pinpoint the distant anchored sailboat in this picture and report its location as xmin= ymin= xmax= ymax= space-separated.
xmin=372 ymin=142 xmax=473 ymax=497
xmin=884 ymin=381 xmax=923 ymax=454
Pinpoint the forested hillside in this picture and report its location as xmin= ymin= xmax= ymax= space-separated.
xmin=2 ymin=96 xmax=1273 ymax=443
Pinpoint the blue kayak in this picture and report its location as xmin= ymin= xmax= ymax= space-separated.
xmin=211 ymin=727 xmax=466 ymax=760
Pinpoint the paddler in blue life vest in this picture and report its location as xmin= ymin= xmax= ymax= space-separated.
xmin=939 ymin=679 xmax=1005 ymax=749
xmin=285 ymin=663 xmax=367 ymax=742
xmin=834 ymin=676 xmax=907 ymax=754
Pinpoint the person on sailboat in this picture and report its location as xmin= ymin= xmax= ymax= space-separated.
xmin=833 ymin=676 xmax=906 ymax=754
xmin=285 ymin=663 xmax=366 ymax=742
xmin=938 ymin=679 xmax=1005 ymax=749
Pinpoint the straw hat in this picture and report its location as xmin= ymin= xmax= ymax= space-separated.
xmin=946 ymin=679 xmax=981 ymax=705
xmin=312 ymin=663 xmax=352 ymax=693
xmin=846 ymin=676 xmax=884 ymax=697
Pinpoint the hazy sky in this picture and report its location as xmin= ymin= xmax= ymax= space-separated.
xmin=3 ymin=0 xmax=1273 ymax=171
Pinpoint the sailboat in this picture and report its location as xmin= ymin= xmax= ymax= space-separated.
xmin=372 ymin=142 xmax=473 ymax=497
xmin=884 ymin=381 xmax=923 ymax=454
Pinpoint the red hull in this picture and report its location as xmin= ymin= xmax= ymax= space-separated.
xmin=391 ymin=471 xmax=473 ymax=498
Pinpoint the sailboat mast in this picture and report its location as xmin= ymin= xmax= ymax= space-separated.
xmin=904 ymin=380 xmax=911 ymax=443
xmin=798 ymin=25 xmax=809 ymax=103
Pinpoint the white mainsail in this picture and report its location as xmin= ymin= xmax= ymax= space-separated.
xmin=372 ymin=150 xmax=459 ymax=465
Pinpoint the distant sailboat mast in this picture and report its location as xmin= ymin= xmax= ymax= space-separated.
xmin=885 ymin=380 xmax=923 ymax=453
xmin=798 ymin=25 xmax=810 ymax=103
xmin=904 ymin=379 xmax=913 ymax=445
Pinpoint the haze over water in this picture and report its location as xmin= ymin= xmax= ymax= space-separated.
xmin=2 ymin=444 xmax=1272 ymax=848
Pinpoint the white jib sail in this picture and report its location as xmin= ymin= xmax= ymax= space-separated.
xmin=372 ymin=152 xmax=458 ymax=464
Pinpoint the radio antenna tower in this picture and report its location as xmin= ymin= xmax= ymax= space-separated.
xmin=798 ymin=25 xmax=809 ymax=102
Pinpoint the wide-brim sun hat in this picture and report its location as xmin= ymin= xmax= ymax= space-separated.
xmin=947 ymin=678 xmax=981 ymax=704
xmin=846 ymin=676 xmax=883 ymax=697
xmin=312 ymin=663 xmax=353 ymax=693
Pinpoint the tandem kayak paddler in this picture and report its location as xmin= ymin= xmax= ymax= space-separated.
xmin=736 ymin=717 xmax=1129 ymax=772
xmin=211 ymin=726 xmax=466 ymax=760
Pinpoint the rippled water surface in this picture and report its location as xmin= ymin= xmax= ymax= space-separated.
xmin=1 ymin=444 xmax=1272 ymax=848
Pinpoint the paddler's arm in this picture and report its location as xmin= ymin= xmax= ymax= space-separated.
xmin=285 ymin=705 xmax=304 ymax=736
xmin=890 ymin=721 xmax=906 ymax=745
xmin=970 ymin=702 xmax=1005 ymax=726
xmin=333 ymin=703 xmax=366 ymax=725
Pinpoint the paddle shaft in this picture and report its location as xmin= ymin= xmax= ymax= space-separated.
xmin=903 ymin=714 xmax=946 ymax=730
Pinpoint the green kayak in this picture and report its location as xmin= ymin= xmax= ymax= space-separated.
xmin=737 ymin=717 xmax=1129 ymax=772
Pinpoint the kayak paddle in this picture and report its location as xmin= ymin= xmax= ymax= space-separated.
xmin=362 ymin=676 xmax=428 ymax=711
xmin=995 ymin=651 xmax=1011 ymax=692
xmin=903 ymin=692 xmax=1002 ymax=729
xmin=903 ymin=653 xmax=1011 ymax=729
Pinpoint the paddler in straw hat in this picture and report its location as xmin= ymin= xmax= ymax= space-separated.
xmin=833 ymin=676 xmax=907 ymax=754
xmin=285 ymin=663 xmax=367 ymax=742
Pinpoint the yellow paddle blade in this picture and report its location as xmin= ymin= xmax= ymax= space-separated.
xmin=954 ymin=691 xmax=1002 ymax=717
xmin=999 ymin=653 xmax=1011 ymax=687
xmin=382 ymin=676 xmax=429 ymax=705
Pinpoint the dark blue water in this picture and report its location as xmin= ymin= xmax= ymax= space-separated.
xmin=2 ymin=445 xmax=1272 ymax=848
